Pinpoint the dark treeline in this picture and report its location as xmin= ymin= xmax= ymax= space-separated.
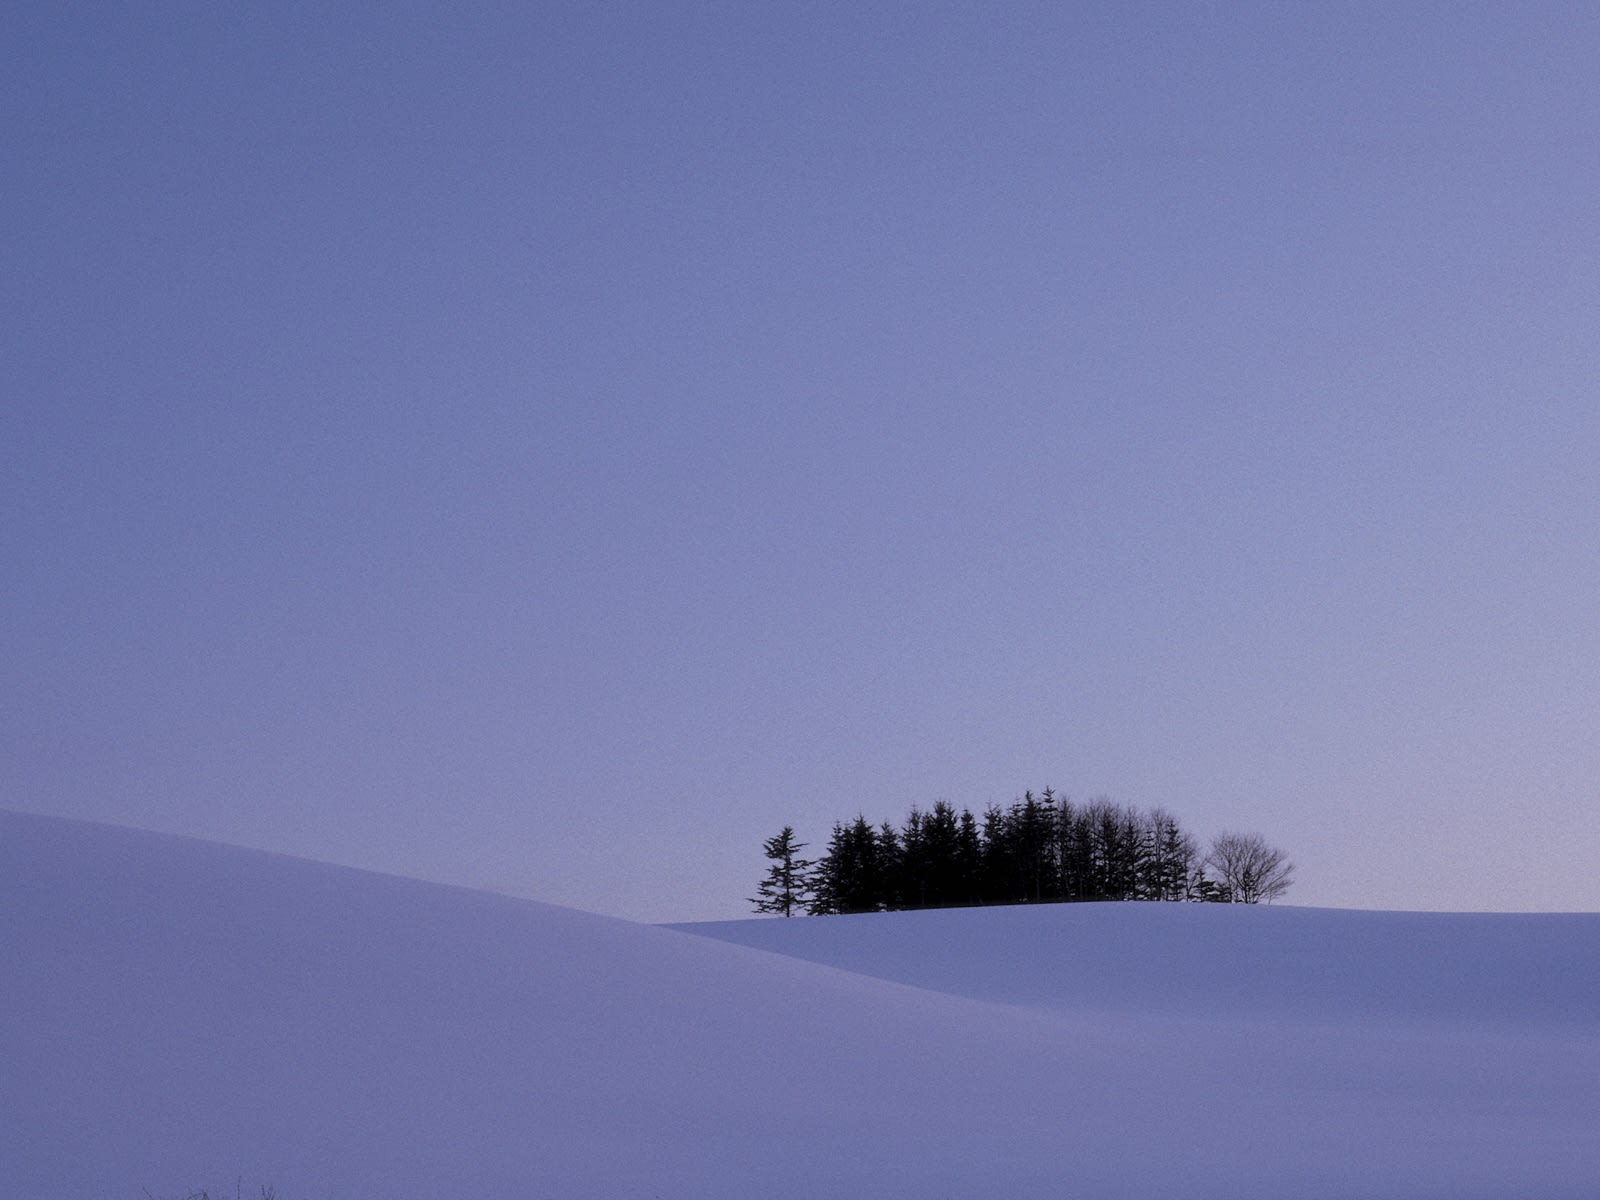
xmin=751 ymin=791 xmax=1292 ymax=916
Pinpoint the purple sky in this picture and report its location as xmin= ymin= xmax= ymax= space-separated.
xmin=6 ymin=3 xmax=1598 ymax=921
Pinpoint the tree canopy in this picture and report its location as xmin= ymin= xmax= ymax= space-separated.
xmin=752 ymin=791 xmax=1292 ymax=915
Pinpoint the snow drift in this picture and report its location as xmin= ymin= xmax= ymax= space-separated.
xmin=3 ymin=809 xmax=1596 ymax=1199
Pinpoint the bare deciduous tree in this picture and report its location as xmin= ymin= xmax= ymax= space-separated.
xmin=1203 ymin=831 xmax=1294 ymax=903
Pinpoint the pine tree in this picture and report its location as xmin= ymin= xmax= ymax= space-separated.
xmin=920 ymin=800 xmax=962 ymax=908
xmin=749 ymin=826 xmax=814 ymax=917
xmin=877 ymin=820 xmax=905 ymax=909
xmin=1188 ymin=866 xmax=1228 ymax=903
xmin=809 ymin=816 xmax=886 ymax=914
xmin=1144 ymin=808 xmax=1196 ymax=901
xmin=979 ymin=803 xmax=1014 ymax=904
xmin=954 ymin=806 xmax=983 ymax=905
xmin=806 ymin=822 xmax=846 ymax=914
xmin=1058 ymin=799 xmax=1092 ymax=900
xmin=1014 ymin=789 xmax=1058 ymax=902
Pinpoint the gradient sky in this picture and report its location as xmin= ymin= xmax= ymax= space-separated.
xmin=6 ymin=3 xmax=1598 ymax=921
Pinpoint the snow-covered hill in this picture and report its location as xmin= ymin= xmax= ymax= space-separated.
xmin=3 ymin=810 xmax=1596 ymax=1199
xmin=673 ymin=900 xmax=1598 ymax=1032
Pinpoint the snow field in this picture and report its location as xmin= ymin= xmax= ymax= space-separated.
xmin=3 ymin=810 xmax=1596 ymax=1199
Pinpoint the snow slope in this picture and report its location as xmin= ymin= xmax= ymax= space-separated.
xmin=3 ymin=810 xmax=1596 ymax=1199
xmin=673 ymin=901 xmax=1599 ymax=1033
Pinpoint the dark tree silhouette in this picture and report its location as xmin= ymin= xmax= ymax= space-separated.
xmin=1144 ymin=807 xmax=1196 ymax=901
xmin=758 ymin=789 xmax=1291 ymax=913
xmin=809 ymin=816 xmax=893 ymax=914
xmin=749 ymin=826 xmax=814 ymax=916
xmin=1203 ymin=831 xmax=1294 ymax=903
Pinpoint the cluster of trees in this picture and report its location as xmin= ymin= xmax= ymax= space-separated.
xmin=751 ymin=791 xmax=1293 ymax=916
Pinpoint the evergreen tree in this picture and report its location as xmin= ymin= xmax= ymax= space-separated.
xmin=807 ymin=821 xmax=848 ymax=914
xmin=877 ymin=820 xmax=904 ymax=910
xmin=1057 ymin=799 xmax=1093 ymax=900
xmin=919 ymin=800 xmax=962 ymax=907
xmin=1144 ymin=808 xmax=1196 ymax=901
xmin=1078 ymin=797 xmax=1122 ymax=899
xmin=1014 ymin=789 xmax=1058 ymax=902
xmin=897 ymin=806 xmax=926 ymax=909
xmin=749 ymin=826 xmax=814 ymax=917
xmin=979 ymin=803 xmax=1014 ymax=904
xmin=1188 ymin=867 xmax=1229 ymax=903
xmin=811 ymin=816 xmax=888 ymax=914
xmin=1109 ymin=804 xmax=1149 ymax=900
xmin=954 ymin=806 xmax=983 ymax=905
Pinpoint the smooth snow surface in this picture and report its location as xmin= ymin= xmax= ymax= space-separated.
xmin=4 ymin=811 xmax=1597 ymax=1199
